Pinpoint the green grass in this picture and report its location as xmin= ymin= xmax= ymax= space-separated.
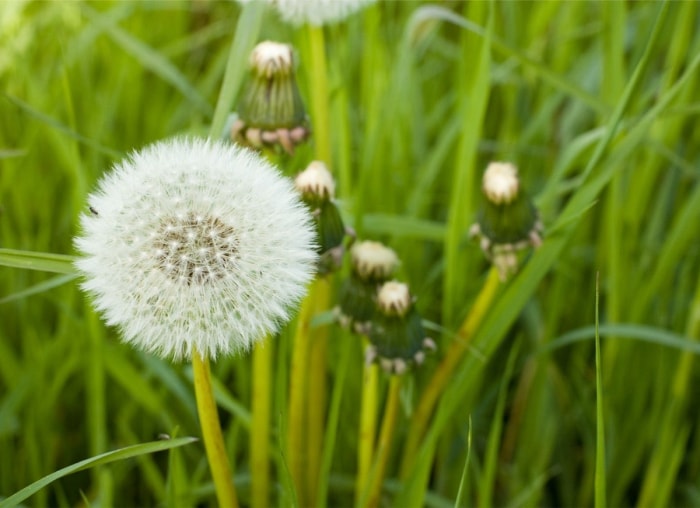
xmin=2 ymin=0 xmax=700 ymax=506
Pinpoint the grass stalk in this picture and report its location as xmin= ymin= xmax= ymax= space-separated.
xmin=192 ymin=351 xmax=238 ymax=508
xmin=364 ymin=375 xmax=402 ymax=508
xmin=400 ymin=268 xmax=501 ymax=478
xmin=594 ymin=273 xmax=606 ymax=508
xmin=316 ymin=332 xmax=353 ymax=507
xmin=86 ymin=307 xmax=113 ymax=506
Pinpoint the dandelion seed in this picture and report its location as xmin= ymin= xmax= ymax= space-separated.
xmin=75 ymin=138 xmax=317 ymax=361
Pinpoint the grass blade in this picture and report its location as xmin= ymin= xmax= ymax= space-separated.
xmin=0 ymin=437 xmax=198 ymax=508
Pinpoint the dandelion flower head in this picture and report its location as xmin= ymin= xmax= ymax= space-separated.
xmin=75 ymin=138 xmax=317 ymax=361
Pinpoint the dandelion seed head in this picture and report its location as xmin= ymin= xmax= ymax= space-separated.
xmin=240 ymin=0 xmax=375 ymax=26
xmin=75 ymin=138 xmax=317 ymax=361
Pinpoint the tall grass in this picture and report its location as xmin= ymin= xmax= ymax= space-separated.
xmin=2 ymin=1 xmax=700 ymax=506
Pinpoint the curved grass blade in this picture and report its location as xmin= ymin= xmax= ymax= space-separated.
xmin=0 ymin=437 xmax=198 ymax=508
xmin=0 ymin=273 xmax=78 ymax=304
xmin=542 ymin=323 xmax=700 ymax=355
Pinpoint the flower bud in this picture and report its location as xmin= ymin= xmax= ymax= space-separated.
xmin=335 ymin=240 xmax=398 ymax=334
xmin=229 ymin=41 xmax=310 ymax=155
xmin=365 ymin=281 xmax=436 ymax=375
xmin=470 ymin=162 xmax=543 ymax=280
xmin=295 ymin=162 xmax=353 ymax=276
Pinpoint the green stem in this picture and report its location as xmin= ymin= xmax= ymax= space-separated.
xmin=306 ymin=278 xmax=331 ymax=507
xmin=356 ymin=358 xmax=379 ymax=505
xmin=364 ymin=376 xmax=402 ymax=508
xmin=306 ymin=24 xmax=332 ymax=163
xmin=287 ymin=280 xmax=317 ymax=507
xmin=192 ymin=351 xmax=238 ymax=508
xmin=400 ymin=268 xmax=501 ymax=478
xmin=251 ymin=340 xmax=272 ymax=508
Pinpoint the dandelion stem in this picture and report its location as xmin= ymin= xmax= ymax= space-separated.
xmin=364 ymin=375 xmax=402 ymax=508
xmin=192 ymin=351 xmax=238 ymax=508
xmin=306 ymin=277 xmax=331 ymax=506
xmin=306 ymin=24 xmax=332 ymax=164
xmin=400 ymin=268 xmax=501 ymax=478
xmin=355 ymin=357 xmax=379 ymax=505
xmin=251 ymin=339 xmax=272 ymax=508
xmin=287 ymin=280 xmax=317 ymax=507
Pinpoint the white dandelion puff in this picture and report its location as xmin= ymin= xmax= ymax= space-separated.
xmin=75 ymin=138 xmax=317 ymax=361
xmin=240 ymin=0 xmax=375 ymax=26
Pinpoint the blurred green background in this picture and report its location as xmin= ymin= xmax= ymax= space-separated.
xmin=2 ymin=0 xmax=700 ymax=506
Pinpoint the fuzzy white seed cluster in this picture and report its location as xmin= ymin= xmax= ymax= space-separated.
xmin=75 ymin=138 xmax=317 ymax=361
xmin=240 ymin=0 xmax=375 ymax=26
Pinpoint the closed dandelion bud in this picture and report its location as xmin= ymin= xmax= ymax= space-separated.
xmin=229 ymin=41 xmax=310 ymax=155
xmin=295 ymin=161 xmax=352 ymax=275
xmin=335 ymin=241 xmax=398 ymax=334
xmin=366 ymin=281 xmax=436 ymax=375
xmin=470 ymin=162 xmax=544 ymax=280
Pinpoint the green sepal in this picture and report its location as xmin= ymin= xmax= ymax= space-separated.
xmin=369 ymin=309 xmax=427 ymax=360
xmin=337 ymin=274 xmax=377 ymax=326
xmin=238 ymin=73 xmax=307 ymax=129
xmin=477 ymin=192 xmax=538 ymax=244
xmin=317 ymin=201 xmax=346 ymax=254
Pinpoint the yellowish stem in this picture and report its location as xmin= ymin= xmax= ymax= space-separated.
xmin=355 ymin=357 xmax=379 ymax=505
xmin=287 ymin=280 xmax=318 ymax=506
xmin=192 ymin=351 xmax=238 ymax=508
xmin=251 ymin=340 xmax=272 ymax=508
xmin=307 ymin=24 xmax=331 ymax=164
xmin=365 ymin=376 xmax=402 ymax=508
xmin=306 ymin=278 xmax=331 ymax=506
xmin=400 ymin=268 xmax=501 ymax=478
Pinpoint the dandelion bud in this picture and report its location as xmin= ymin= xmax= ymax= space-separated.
xmin=335 ymin=240 xmax=398 ymax=334
xmin=295 ymin=160 xmax=335 ymax=203
xmin=295 ymin=161 xmax=352 ymax=276
xmin=230 ymin=41 xmax=310 ymax=155
xmin=470 ymin=162 xmax=544 ymax=280
xmin=366 ymin=281 xmax=436 ymax=375
xmin=75 ymin=138 xmax=317 ymax=361
xmin=350 ymin=241 xmax=399 ymax=283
